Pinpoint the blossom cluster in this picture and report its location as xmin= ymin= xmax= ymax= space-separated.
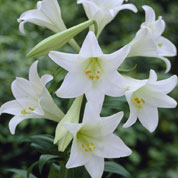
xmin=1 ymin=0 xmax=177 ymax=178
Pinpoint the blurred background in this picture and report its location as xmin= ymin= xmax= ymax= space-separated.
xmin=0 ymin=0 xmax=178 ymax=177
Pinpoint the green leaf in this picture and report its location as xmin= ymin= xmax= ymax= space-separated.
xmin=118 ymin=64 xmax=137 ymax=73
xmin=27 ymin=20 xmax=96 ymax=58
xmin=27 ymin=161 xmax=39 ymax=178
xmin=6 ymin=168 xmax=37 ymax=178
xmin=48 ymin=163 xmax=60 ymax=178
xmin=104 ymin=161 xmax=132 ymax=178
xmin=23 ymin=134 xmax=58 ymax=154
xmin=39 ymin=154 xmax=60 ymax=174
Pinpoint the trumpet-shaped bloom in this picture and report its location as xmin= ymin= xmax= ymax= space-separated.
xmin=17 ymin=0 xmax=66 ymax=34
xmin=0 ymin=61 xmax=64 ymax=134
xmin=54 ymin=95 xmax=83 ymax=152
xmin=128 ymin=5 xmax=177 ymax=73
xmin=64 ymin=103 xmax=132 ymax=178
xmin=77 ymin=0 xmax=137 ymax=36
xmin=49 ymin=31 xmax=130 ymax=106
xmin=123 ymin=70 xmax=177 ymax=132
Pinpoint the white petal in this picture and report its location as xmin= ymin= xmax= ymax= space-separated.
xmin=83 ymin=102 xmax=101 ymax=123
xmin=114 ymin=4 xmax=137 ymax=13
xmin=94 ymin=134 xmax=132 ymax=158
xmin=128 ymin=28 xmax=158 ymax=57
xmin=143 ymin=90 xmax=177 ymax=108
xmin=100 ymin=112 xmax=124 ymax=135
xmin=55 ymin=72 xmax=90 ymax=98
xmin=148 ymin=69 xmax=157 ymax=83
xmin=49 ymin=51 xmax=82 ymax=72
xmin=80 ymin=31 xmax=103 ymax=57
xmin=66 ymin=138 xmax=90 ymax=168
xmin=158 ymin=57 xmax=171 ymax=73
xmin=137 ymin=104 xmax=158 ymax=132
xmin=11 ymin=78 xmax=37 ymax=100
xmin=155 ymin=75 xmax=177 ymax=94
xmin=104 ymin=72 xmax=127 ymax=97
xmin=157 ymin=36 xmax=177 ymax=57
xmin=85 ymin=87 xmax=105 ymax=107
xmin=142 ymin=5 xmax=156 ymax=23
xmin=123 ymin=104 xmax=137 ymax=128
xmin=1 ymin=100 xmax=22 ymax=115
xmin=64 ymin=123 xmax=83 ymax=137
xmin=40 ymin=88 xmax=64 ymax=121
xmin=102 ymin=45 xmax=130 ymax=70
xmin=9 ymin=116 xmax=25 ymax=134
xmin=85 ymin=156 xmax=104 ymax=178
xmin=41 ymin=74 xmax=53 ymax=85
xmin=154 ymin=17 xmax=165 ymax=36
xmin=29 ymin=61 xmax=41 ymax=84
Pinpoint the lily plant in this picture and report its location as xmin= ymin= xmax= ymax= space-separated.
xmin=128 ymin=5 xmax=177 ymax=73
xmin=123 ymin=70 xmax=177 ymax=132
xmin=64 ymin=103 xmax=132 ymax=178
xmin=0 ymin=61 xmax=64 ymax=134
xmin=77 ymin=0 xmax=137 ymax=37
xmin=49 ymin=31 xmax=130 ymax=107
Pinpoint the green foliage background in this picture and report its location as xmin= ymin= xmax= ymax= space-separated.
xmin=0 ymin=0 xmax=178 ymax=177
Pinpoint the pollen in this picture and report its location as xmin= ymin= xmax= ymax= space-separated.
xmin=82 ymin=144 xmax=85 ymax=148
xmin=96 ymin=76 xmax=100 ymax=79
xmin=134 ymin=98 xmax=141 ymax=104
xmin=87 ymin=143 xmax=95 ymax=152
xmin=28 ymin=107 xmax=34 ymax=111
xmin=85 ymin=70 xmax=92 ymax=75
xmin=141 ymin=99 xmax=145 ymax=104
xmin=21 ymin=109 xmax=30 ymax=115
xmin=85 ymin=148 xmax=88 ymax=152
xmin=89 ymin=75 xmax=94 ymax=80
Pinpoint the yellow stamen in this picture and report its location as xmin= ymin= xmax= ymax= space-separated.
xmin=21 ymin=109 xmax=30 ymax=115
xmin=141 ymin=99 xmax=145 ymax=104
xmin=89 ymin=75 xmax=94 ymax=80
xmin=85 ymin=149 xmax=88 ymax=152
xmin=28 ymin=107 xmax=34 ymax=111
xmin=82 ymin=144 xmax=85 ymax=148
xmin=85 ymin=70 xmax=92 ymax=75
xmin=96 ymin=76 xmax=100 ymax=79
xmin=134 ymin=98 xmax=141 ymax=104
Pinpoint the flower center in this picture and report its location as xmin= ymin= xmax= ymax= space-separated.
xmin=21 ymin=107 xmax=35 ymax=115
xmin=84 ymin=57 xmax=102 ymax=81
xmin=77 ymin=131 xmax=96 ymax=153
xmin=131 ymin=94 xmax=146 ymax=110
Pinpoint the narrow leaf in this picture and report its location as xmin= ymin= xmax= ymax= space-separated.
xmin=27 ymin=161 xmax=39 ymax=178
xmin=27 ymin=20 xmax=95 ymax=58
xmin=104 ymin=161 xmax=132 ymax=178
xmin=6 ymin=168 xmax=37 ymax=178
xmin=39 ymin=154 xmax=60 ymax=174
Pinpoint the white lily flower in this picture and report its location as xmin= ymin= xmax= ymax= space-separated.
xmin=123 ymin=70 xmax=177 ymax=132
xmin=64 ymin=103 xmax=132 ymax=178
xmin=128 ymin=5 xmax=177 ymax=73
xmin=77 ymin=0 xmax=137 ymax=37
xmin=0 ymin=61 xmax=64 ymax=134
xmin=17 ymin=0 xmax=66 ymax=34
xmin=49 ymin=31 xmax=130 ymax=106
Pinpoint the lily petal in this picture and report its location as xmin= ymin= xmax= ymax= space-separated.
xmin=94 ymin=134 xmax=132 ymax=158
xmin=142 ymin=5 xmax=155 ymax=23
xmin=56 ymin=72 xmax=90 ymax=98
xmin=85 ymin=156 xmax=104 ymax=178
xmin=137 ymin=104 xmax=158 ymax=132
xmin=80 ymin=31 xmax=103 ymax=57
